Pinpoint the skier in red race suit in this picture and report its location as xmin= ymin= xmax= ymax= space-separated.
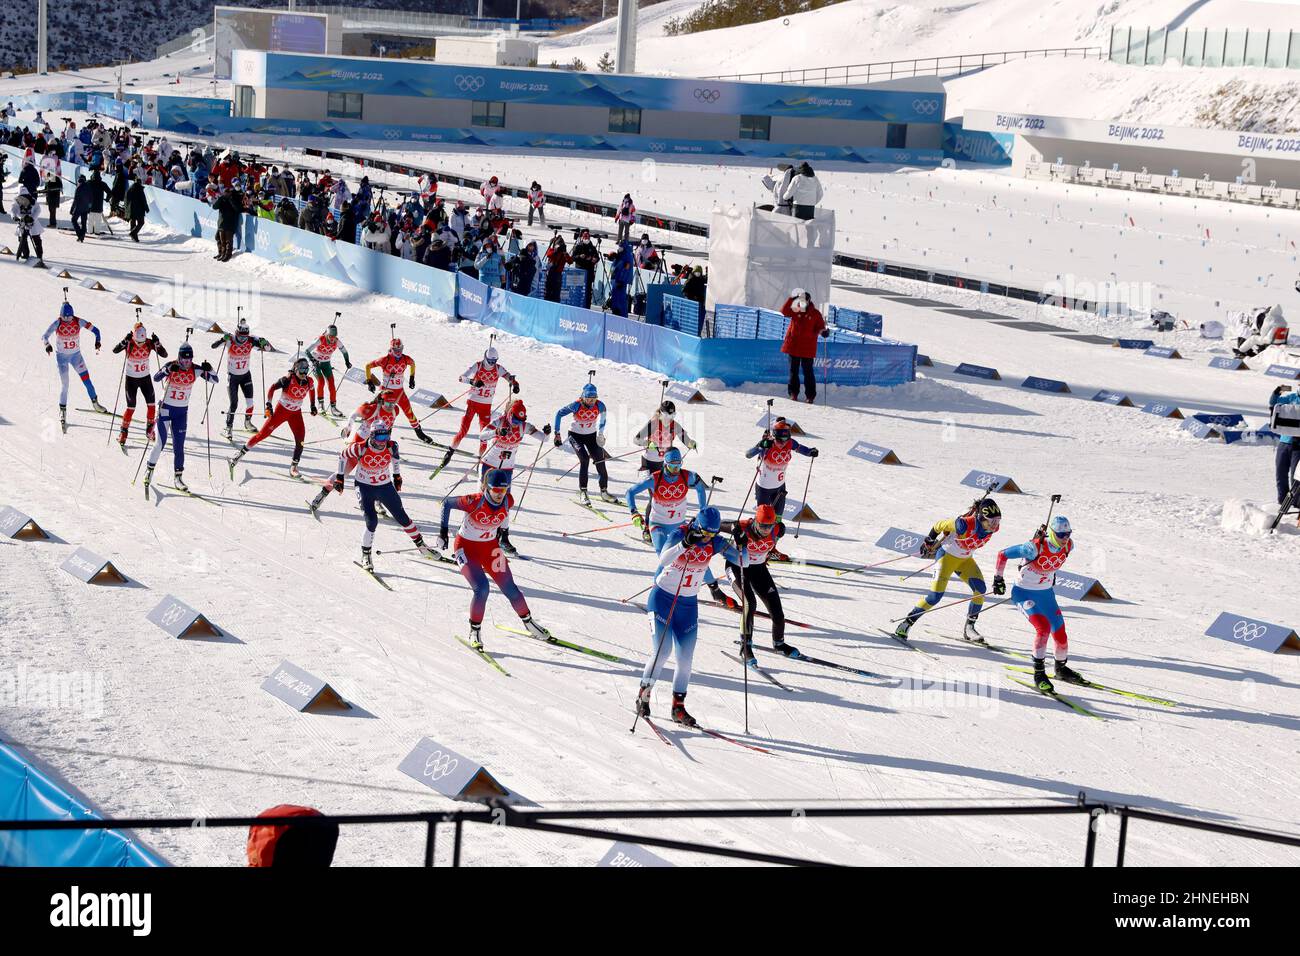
xmin=364 ymin=338 xmax=434 ymax=445
xmin=440 ymin=345 xmax=519 ymax=470
xmin=438 ymin=469 xmax=552 ymax=652
xmin=228 ymin=357 xmax=317 ymax=478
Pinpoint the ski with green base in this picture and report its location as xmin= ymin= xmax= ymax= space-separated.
xmin=456 ymin=636 xmax=510 ymax=676
xmin=874 ymin=627 xmax=941 ymax=660
xmin=158 ymin=485 xmax=218 ymax=505
xmin=353 ymin=560 xmax=393 ymax=591
xmin=734 ymin=640 xmax=887 ymax=681
xmin=572 ymin=498 xmax=612 ymax=522
xmin=721 ymin=650 xmax=795 ymax=692
xmin=1005 ymin=666 xmax=1176 ymax=707
xmin=1006 ymin=676 xmax=1102 ymax=718
xmin=495 ymin=623 xmax=624 ymax=663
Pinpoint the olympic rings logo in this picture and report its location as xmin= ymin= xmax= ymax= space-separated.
xmin=657 ymin=482 xmax=688 ymax=501
xmin=648 ymin=142 xmax=666 ymax=153
xmin=477 ymin=510 xmax=508 ymax=527
xmin=911 ymin=99 xmax=939 ymax=116
xmin=455 ymin=75 xmax=486 ymax=93
xmin=1232 ymin=620 xmax=1268 ymax=643
xmin=382 ymin=129 xmax=402 ymax=140
xmin=894 ymin=533 xmax=918 ymax=551
xmin=159 ymin=603 xmax=187 ymax=626
xmin=694 ymin=89 xmax=721 ymax=103
xmin=423 ymin=750 xmax=460 ymax=781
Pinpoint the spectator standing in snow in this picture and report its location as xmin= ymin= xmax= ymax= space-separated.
xmin=614 ymin=193 xmax=636 ymax=242
xmin=780 ymin=288 xmax=829 ymax=403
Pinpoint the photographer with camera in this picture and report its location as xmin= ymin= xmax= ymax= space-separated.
xmin=1271 ymin=384 xmax=1300 ymax=504
xmin=10 ymin=185 xmax=45 ymax=267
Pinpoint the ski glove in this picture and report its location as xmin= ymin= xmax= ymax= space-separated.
xmin=472 ymin=378 xmax=484 ymax=388
xmin=631 ymin=513 xmax=644 ymax=527
xmin=339 ymin=426 xmax=350 ymax=438
xmin=265 ymin=401 xmax=274 ymax=417
xmin=45 ymin=343 xmax=53 ymax=354
xmin=553 ymin=434 xmax=563 ymax=447
xmin=992 ymin=575 xmax=1006 ymax=596
xmin=542 ymin=424 xmax=552 ymax=435
xmin=394 ymin=474 xmax=403 ymax=491
xmin=310 ymin=404 xmax=318 ymax=416
xmin=596 ymin=433 xmax=606 ymax=447
xmin=437 ymin=531 xmax=449 ymax=551
xmin=331 ymin=474 xmax=344 ymax=493
xmin=808 ymin=448 xmax=819 ymax=458
xmin=366 ymin=376 xmax=377 ymax=393
xmin=688 ymin=439 xmax=698 ymax=450
xmin=919 ymin=536 xmax=938 ymax=559
xmin=511 ymin=381 xmax=520 ymax=394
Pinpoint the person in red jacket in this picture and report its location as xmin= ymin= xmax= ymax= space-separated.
xmin=780 ymin=288 xmax=829 ymax=403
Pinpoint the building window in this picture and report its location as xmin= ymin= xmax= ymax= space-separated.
xmin=739 ymin=115 xmax=770 ymax=140
xmin=472 ymin=100 xmax=506 ymax=128
xmin=608 ymin=107 xmax=642 ymax=134
xmin=886 ymin=123 xmax=908 ymax=149
xmin=234 ymin=85 xmax=255 ymax=118
xmin=327 ymin=91 xmax=363 ymax=120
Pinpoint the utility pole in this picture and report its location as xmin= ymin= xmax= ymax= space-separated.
xmin=37 ymin=0 xmax=49 ymax=74
xmin=615 ymin=0 xmax=637 ymax=73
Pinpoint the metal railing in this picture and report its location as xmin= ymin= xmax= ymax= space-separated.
xmin=1110 ymin=25 xmax=1300 ymax=69
xmin=3 ymin=793 xmax=1298 ymax=866
xmin=709 ymin=46 xmax=1104 ymax=86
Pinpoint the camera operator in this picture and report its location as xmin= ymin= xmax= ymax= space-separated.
xmin=9 ymin=185 xmax=45 ymax=266
xmin=1271 ymin=384 xmax=1300 ymax=504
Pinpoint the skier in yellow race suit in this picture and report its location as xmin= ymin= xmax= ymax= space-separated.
xmin=893 ymin=497 xmax=1002 ymax=643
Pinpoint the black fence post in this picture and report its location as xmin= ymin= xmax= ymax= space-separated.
xmin=424 ymin=818 xmax=437 ymax=867
xmin=1084 ymin=808 xmax=1099 ymax=866
xmin=1116 ymin=810 xmax=1129 ymax=867
xmin=453 ymin=818 xmax=464 ymax=867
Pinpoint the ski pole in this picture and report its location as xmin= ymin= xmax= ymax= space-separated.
xmin=105 ymin=347 xmax=127 ymax=444
xmin=418 ymin=385 xmax=474 ymax=424
xmin=620 ymin=582 xmax=653 ymax=604
xmin=202 ymin=371 xmax=216 ymax=478
xmin=835 ymin=552 xmax=917 ymax=577
xmin=792 ymin=457 xmax=815 ymax=539
xmin=201 ymin=341 xmax=226 ymax=425
xmin=562 ymin=520 xmax=637 ymax=539
xmin=132 ymin=436 xmax=152 ymax=485
xmin=552 ymin=446 xmax=639 ymax=482
xmin=899 ymin=558 xmax=939 ymax=582
xmin=511 ymin=437 xmax=546 ymax=522
xmin=889 ymin=594 xmax=1011 ymax=623
xmin=704 ymin=475 xmax=723 ymax=507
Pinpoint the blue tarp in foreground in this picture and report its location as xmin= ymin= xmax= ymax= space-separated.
xmin=0 ymin=744 xmax=162 ymax=866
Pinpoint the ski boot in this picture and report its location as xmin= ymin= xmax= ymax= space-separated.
xmin=773 ymin=640 xmax=800 ymax=658
xmin=635 ymin=684 xmax=652 ymax=718
xmin=521 ymin=615 xmax=553 ymax=642
xmin=329 ymin=403 xmax=342 ymax=418
xmin=413 ymin=425 xmax=434 ymax=445
xmin=1033 ymin=658 xmax=1054 ymax=693
xmin=1053 ymin=660 xmax=1087 ymax=686
xmin=707 ymin=581 xmax=734 ymax=608
xmin=173 ymin=472 xmax=188 ymax=493
xmin=360 ymin=546 xmax=374 ymax=572
xmin=769 ymin=546 xmax=790 ymax=563
xmin=578 ymin=488 xmax=592 ymax=506
xmin=228 ymin=445 xmax=248 ymax=477
xmin=598 ymin=487 xmax=619 ymax=505
xmin=434 ymin=447 xmax=454 ymax=473
xmin=58 ymin=405 xmax=67 ymax=433
xmin=222 ymin=421 xmax=233 ymax=441
xmin=498 ymin=530 xmax=518 ymax=556
xmin=468 ymin=621 xmax=484 ymax=650
xmin=963 ymin=615 xmax=986 ymax=645
xmin=143 ymin=463 xmax=155 ymax=495
xmin=670 ymin=692 xmax=698 ymax=729
xmin=33 ymin=258 xmax=47 ymax=269
xmin=244 ymin=414 xmax=255 ymax=432
xmin=90 ymin=398 xmax=108 ymax=414
xmin=117 ymin=425 xmax=128 ymax=448
xmin=308 ymin=488 xmax=328 ymax=515
xmin=893 ymin=616 xmax=915 ymax=642
xmin=289 ymin=460 xmax=301 ymax=479
xmin=739 ymin=638 xmax=757 ymax=666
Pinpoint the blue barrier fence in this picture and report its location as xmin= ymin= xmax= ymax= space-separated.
xmin=0 ymin=744 xmax=162 ymax=866
xmin=662 ymin=294 xmax=704 ymax=335
xmin=5 ymin=143 xmax=914 ymax=390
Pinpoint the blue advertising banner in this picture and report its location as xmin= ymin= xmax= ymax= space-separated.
xmin=942 ymin=121 xmax=1014 ymax=166
xmin=249 ymin=51 xmax=945 ymax=124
